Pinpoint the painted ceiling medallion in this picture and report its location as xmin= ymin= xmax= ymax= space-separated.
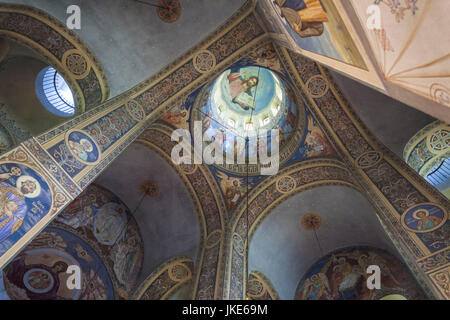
xmin=401 ymin=203 xmax=447 ymax=233
xmin=276 ymin=175 xmax=296 ymax=194
xmin=157 ymin=0 xmax=182 ymax=23
xmin=126 ymin=100 xmax=145 ymax=121
xmin=62 ymin=49 xmax=91 ymax=79
xmin=305 ymin=75 xmax=329 ymax=98
xmin=193 ymin=50 xmax=216 ymax=74
xmin=301 ymin=213 xmax=322 ymax=231
xmin=139 ymin=180 xmax=159 ymax=197
xmin=65 ymin=129 xmax=101 ymax=165
xmin=355 ymin=150 xmax=382 ymax=169
xmin=428 ymin=128 xmax=450 ymax=153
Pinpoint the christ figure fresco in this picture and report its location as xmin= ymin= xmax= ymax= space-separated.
xmin=226 ymin=67 xmax=259 ymax=111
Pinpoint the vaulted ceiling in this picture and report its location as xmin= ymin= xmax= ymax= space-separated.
xmin=249 ymin=185 xmax=398 ymax=299
xmin=0 ymin=0 xmax=444 ymax=300
xmin=2 ymin=0 xmax=245 ymax=97
xmin=95 ymin=142 xmax=201 ymax=284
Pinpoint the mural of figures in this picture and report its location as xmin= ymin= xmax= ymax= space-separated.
xmin=2 ymin=228 xmax=114 ymax=300
xmin=216 ymin=171 xmax=247 ymax=211
xmin=0 ymin=162 xmax=52 ymax=254
xmin=402 ymin=203 xmax=447 ymax=233
xmin=160 ymin=105 xmax=190 ymax=130
xmin=53 ymin=184 xmax=143 ymax=298
xmin=295 ymin=246 xmax=425 ymax=300
xmin=226 ymin=67 xmax=260 ymax=111
xmin=0 ymin=184 xmax=143 ymax=300
xmin=258 ymin=0 xmax=366 ymax=68
xmin=277 ymin=0 xmax=329 ymax=38
xmin=304 ymin=115 xmax=336 ymax=157
xmin=287 ymin=111 xmax=337 ymax=164
xmin=246 ymin=43 xmax=283 ymax=74
xmin=196 ymin=65 xmax=298 ymax=161
xmin=65 ymin=130 xmax=101 ymax=165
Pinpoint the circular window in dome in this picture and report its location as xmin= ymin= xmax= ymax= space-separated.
xmin=191 ymin=65 xmax=305 ymax=175
xmin=35 ymin=66 xmax=75 ymax=117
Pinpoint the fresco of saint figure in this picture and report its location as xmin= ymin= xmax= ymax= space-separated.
xmin=68 ymin=138 xmax=93 ymax=162
xmin=298 ymin=272 xmax=331 ymax=300
xmin=0 ymin=170 xmax=41 ymax=242
xmin=415 ymin=210 xmax=443 ymax=231
xmin=4 ymin=259 xmax=68 ymax=300
xmin=275 ymin=0 xmax=328 ymax=38
xmin=227 ymin=67 xmax=259 ymax=111
xmin=93 ymin=202 xmax=127 ymax=245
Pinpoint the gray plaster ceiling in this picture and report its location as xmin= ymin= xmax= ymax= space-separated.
xmin=3 ymin=0 xmax=246 ymax=97
xmin=329 ymin=71 xmax=436 ymax=159
xmin=248 ymin=185 xmax=400 ymax=300
xmin=95 ymin=142 xmax=200 ymax=284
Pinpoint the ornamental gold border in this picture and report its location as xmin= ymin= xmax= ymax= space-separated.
xmin=401 ymin=202 xmax=448 ymax=234
xmin=355 ymin=150 xmax=383 ymax=169
xmin=134 ymin=256 xmax=193 ymax=300
xmin=193 ymin=49 xmax=217 ymax=74
xmin=275 ymin=175 xmax=297 ymax=194
xmin=428 ymin=265 xmax=450 ymax=299
xmin=205 ymin=229 xmax=223 ymax=249
xmin=64 ymin=129 xmax=102 ymax=166
xmin=305 ymin=74 xmax=329 ymax=98
xmin=125 ymin=100 xmax=145 ymax=122
xmin=180 ymin=163 xmax=199 ymax=175
xmin=247 ymin=279 xmax=265 ymax=298
xmin=62 ymin=49 xmax=92 ymax=80
xmin=425 ymin=123 xmax=450 ymax=156
xmin=248 ymin=270 xmax=279 ymax=300
xmin=168 ymin=263 xmax=193 ymax=282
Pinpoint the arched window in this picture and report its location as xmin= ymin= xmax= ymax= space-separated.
xmin=35 ymin=66 xmax=75 ymax=117
xmin=404 ymin=121 xmax=450 ymax=199
xmin=426 ymin=158 xmax=450 ymax=187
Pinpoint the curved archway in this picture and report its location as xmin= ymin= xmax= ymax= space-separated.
xmin=0 ymin=3 xmax=109 ymax=113
xmin=96 ymin=122 xmax=227 ymax=300
xmin=134 ymin=256 xmax=194 ymax=300
xmin=404 ymin=120 xmax=450 ymax=199
xmin=247 ymin=185 xmax=412 ymax=299
xmin=225 ymin=158 xmax=360 ymax=299
xmin=0 ymin=183 xmax=144 ymax=300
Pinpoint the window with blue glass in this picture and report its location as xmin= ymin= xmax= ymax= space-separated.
xmin=426 ymin=158 xmax=450 ymax=188
xmin=35 ymin=66 xmax=75 ymax=117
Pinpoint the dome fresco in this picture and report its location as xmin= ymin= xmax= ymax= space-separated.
xmin=3 ymin=228 xmax=115 ymax=300
xmin=295 ymin=246 xmax=424 ymax=300
xmin=0 ymin=0 xmax=446 ymax=302
xmin=195 ymin=66 xmax=300 ymax=161
xmin=210 ymin=66 xmax=289 ymax=137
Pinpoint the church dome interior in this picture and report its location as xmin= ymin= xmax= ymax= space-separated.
xmin=0 ymin=0 xmax=448 ymax=304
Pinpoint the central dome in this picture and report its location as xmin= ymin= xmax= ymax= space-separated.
xmin=210 ymin=66 xmax=288 ymax=138
xmin=191 ymin=65 xmax=304 ymax=175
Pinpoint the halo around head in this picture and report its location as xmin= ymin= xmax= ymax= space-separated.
xmin=79 ymin=139 xmax=94 ymax=152
xmin=16 ymin=175 xmax=41 ymax=198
